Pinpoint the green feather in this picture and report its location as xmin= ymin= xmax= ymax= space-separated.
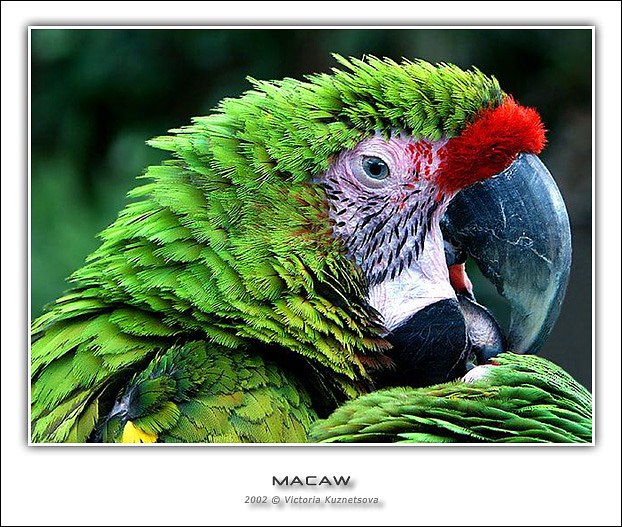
xmin=310 ymin=353 xmax=592 ymax=443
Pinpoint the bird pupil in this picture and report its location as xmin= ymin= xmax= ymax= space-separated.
xmin=363 ymin=156 xmax=388 ymax=180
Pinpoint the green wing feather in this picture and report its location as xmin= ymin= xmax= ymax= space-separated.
xmin=310 ymin=354 xmax=592 ymax=443
xmin=98 ymin=342 xmax=315 ymax=443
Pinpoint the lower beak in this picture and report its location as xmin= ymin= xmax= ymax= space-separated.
xmin=442 ymin=153 xmax=572 ymax=355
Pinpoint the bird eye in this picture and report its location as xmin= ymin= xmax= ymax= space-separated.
xmin=362 ymin=156 xmax=390 ymax=180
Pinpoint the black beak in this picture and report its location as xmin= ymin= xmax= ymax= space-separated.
xmin=442 ymin=153 xmax=572 ymax=355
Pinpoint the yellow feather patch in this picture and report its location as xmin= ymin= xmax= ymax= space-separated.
xmin=121 ymin=421 xmax=158 ymax=443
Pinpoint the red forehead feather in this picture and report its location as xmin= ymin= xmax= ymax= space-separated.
xmin=438 ymin=97 xmax=546 ymax=194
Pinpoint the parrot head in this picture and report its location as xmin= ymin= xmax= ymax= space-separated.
xmin=152 ymin=55 xmax=571 ymax=389
xmin=319 ymin=94 xmax=568 ymax=386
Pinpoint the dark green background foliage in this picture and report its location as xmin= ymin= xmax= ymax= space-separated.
xmin=31 ymin=29 xmax=592 ymax=388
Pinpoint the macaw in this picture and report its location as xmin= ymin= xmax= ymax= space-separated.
xmin=31 ymin=55 xmax=589 ymax=443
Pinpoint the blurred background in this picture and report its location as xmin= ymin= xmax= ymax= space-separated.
xmin=30 ymin=29 xmax=592 ymax=389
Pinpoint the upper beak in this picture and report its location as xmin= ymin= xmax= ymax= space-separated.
xmin=442 ymin=153 xmax=572 ymax=355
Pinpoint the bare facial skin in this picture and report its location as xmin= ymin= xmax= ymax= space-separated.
xmin=322 ymin=134 xmax=457 ymax=331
